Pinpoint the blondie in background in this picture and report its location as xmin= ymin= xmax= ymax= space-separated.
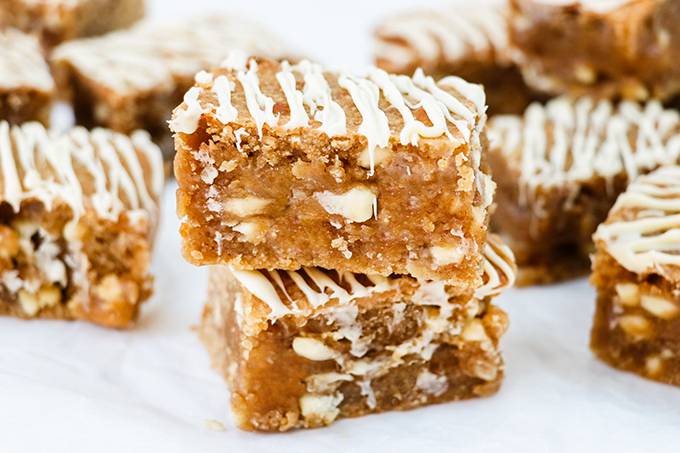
xmin=2 ymin=1 xmax=680 ymax=452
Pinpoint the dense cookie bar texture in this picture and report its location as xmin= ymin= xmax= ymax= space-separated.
xmin=0 ymin=29 xmax=54 ymax=125
xmin=51 ymin=16 xmax=287 ymax=155
xmin=488 ymin=97 xmax=680 ymax=286
xmin=172 ymin=56 xmax=494 ymax=287
xmin=0 ymin=0 xmax=144 ymax=48
xmin=200 ymin=235 xmax=515 ymax=432
xmin=591 ymin=167 xmax=680 ymax=386
xmin=509 ymin=0 xmax=680 ymax=101
xmin=0 ymin=122 xmax=164 ymax=328
xmin=374 ymin=1 xmax=538 ymax=115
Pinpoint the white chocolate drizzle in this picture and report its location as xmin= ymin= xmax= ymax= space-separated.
xmin=0 ymin=121 xmax=164 ymax=225
xmin=531 ymin=0 xmax=631 ymax=13
xmin=229 ymin=235 xmax=515 ymax=321
xmin=374 ymin=1 xmax=510 ymax=74
xmin=52 ymin=15 xmax=289 ymax=95
xmin=489 ymin=97 xmax=680 ymax=206
xmin=296 ymin=60 xmax=346 ymax=137
xmin=595 ymin=166 xmax=680 ymax=276
xmin=0 ymin=29 xmax=54 ymax=92
xmin=235 ymin=59 xmax=278 ymax=138
xmin=170 ymin=55 xmax=486 ymax=179
xmin=477 ymin=234 xmax=517 ymax=299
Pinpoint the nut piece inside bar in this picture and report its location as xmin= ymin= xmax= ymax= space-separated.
xmin=374 ymin=1 xmax=541 ymax=115
xmin=0 ymin=122 xmax=164 ymax=328
xmin=509 ymin=0 xmax=680 ymax=101
xmin=488 ymin=97 xmax=680 ymax=286
xmin=591 ymin=166 xmax=680 ymax=386
xmin=172 ymin=56 xmax=493 ymax=288
xmin=0 ymin=29 xmax=54 ymax=125
xmin=200 ymin=235 xmax=516 ymax=432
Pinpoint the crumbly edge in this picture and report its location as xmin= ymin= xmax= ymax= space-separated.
xmin=0 ymin=201 xmax=154 ymax=328
xmin=590 ymin=246 xmax=680 ymax=386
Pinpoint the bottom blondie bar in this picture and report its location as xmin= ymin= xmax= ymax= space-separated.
xmin=200 ymin=236 xmax=515 ymax=431
xmin=591 ymin=167 xmax=680 ymax=386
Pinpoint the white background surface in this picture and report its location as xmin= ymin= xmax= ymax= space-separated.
xmin=2 ymin=1 xmax=680 ymax=452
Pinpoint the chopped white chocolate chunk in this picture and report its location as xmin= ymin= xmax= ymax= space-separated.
xmin=292 ymin=337 xmax=338 ymax=361
xmin=615 ymin=283 xmax=640 ymax=307
xmin=641 ymin=295 xmax=679 ymax=320
xmin=299 ymin=393 xmax=343 ymax=425
xmin=314 ymin=187 xmax=377 ymax=223
xmin=223 ymin=197 xmax=272 ymax=217
xmin=430 ymin=244 xmax=466 ymax=267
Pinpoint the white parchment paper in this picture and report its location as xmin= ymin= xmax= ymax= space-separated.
xmin=2 ymin=1 xmax=680 ymax=451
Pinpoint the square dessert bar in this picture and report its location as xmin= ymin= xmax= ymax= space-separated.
xmin=488 ymin=97 xmax=680 ymax=286
xmin=0 ymin=0 xmax=144 ymax=48
xmin=0 ymin=121 xmax=164 ymax=328
xmin=374 ymin=1 xmax=540 ymax=115
xmin=200 ymin=235 xmax=516 ymax=431
xmin=509 ymin=0 xmax=680 ymax=101
xmin=51 ymin=16 xmax=288 ymax=157
xmin=172 ymin=56 xmax=494 ymax=288
xmin=0 ymin=29 xmax=54 ymax=125
xmin=591 ymin=166 xmax=680 ymax=386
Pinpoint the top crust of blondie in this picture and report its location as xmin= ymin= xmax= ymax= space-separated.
xmin=171 ymin=55 xmax=488 ymax=179
xmin=51 ymin=16 xmax=289 ymax=96
xmin=595 ymin=166 xmax=680 ymax=281
xmin=0 ymin=121 xmax=164 ymax=226
xmin=0 ymin=29 xmax=54 ymax=93
xmin=374 ymin=1 xmax=511 ymax=75
xmin=488 ymin=97 xmax=680 ymax=203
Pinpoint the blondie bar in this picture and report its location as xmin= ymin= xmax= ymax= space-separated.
xmin=0 ymin=121 xmax=164 ymax=328
xmin=509 ymin=0 xmax=680 ymax=101
xmin=52 ymin=16 xmax=288 ymax=157
xmin=0 ymin=29 xmax=54 ymax=125
xmin=172 ymin=56 xmax=493 ymax=287
xmin=200 ymin=235 xmax=515 ymax=431
xmin=0 ymin=0 xmax=144 ymax=48
xmin=591 ymin=166 xmax=680 ymax=386
xmin=374 ymin=1 xmax=539 ymax=114
xmin=488 ymin=97 xmax=680 ymax=285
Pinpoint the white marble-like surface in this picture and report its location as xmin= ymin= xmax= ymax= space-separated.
xmin=2 ymin=1 xmax=680 ymax=452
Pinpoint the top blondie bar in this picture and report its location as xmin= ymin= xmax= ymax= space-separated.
xmin=171 ymin=55 xmax=492 ymax=288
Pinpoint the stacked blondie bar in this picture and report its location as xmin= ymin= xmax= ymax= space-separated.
xmin=171 ymin=55 xmax=516 ymax=430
